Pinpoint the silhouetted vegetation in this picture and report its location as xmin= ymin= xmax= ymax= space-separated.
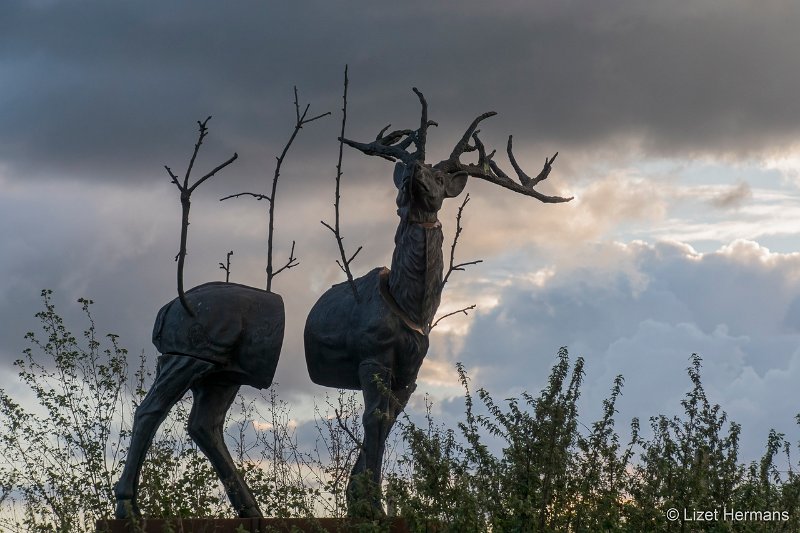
xmin=1 ymin=293 xmax=799 ymax=531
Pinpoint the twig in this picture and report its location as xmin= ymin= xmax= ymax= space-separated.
xmin=220 ymin=192 xmax=271 ymax=202
xmin=321 ymin=65 xmax=362 ymax=301
xmin=431 ymin=304 xmax=477 ymax=330
xmin=441 ymin=193 xmax=483 ymax=289
xmin=264 ymin=88 xmax=328 ymax=291
xmin=271 ymin=240 xmax=299 ymax=278
xmin=431 ymin=193 xmax=482 ymax=329
xmin=221 ymin=89 xmax=329 ymax=292
xmin=335 ymin=408 xmax=364 ymax=451
xmin=168 ymin=116 xmax=238 ymax=315
xmin=219 ymin=250 xmax=233 ymax=283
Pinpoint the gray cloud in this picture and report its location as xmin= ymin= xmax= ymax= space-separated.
xmin=2 ymin=0 xmax=800 ymax=187
xmin=709 ymin=181 xmax=753 ymax=209
xmin=3 ymin=0 xmax=800 ymax=469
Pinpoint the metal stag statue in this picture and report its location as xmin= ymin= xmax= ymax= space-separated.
xmin=304 ymin=88 xmax=573 ymax=517
xmin=115 ymin=94 xmax=327 ymax=519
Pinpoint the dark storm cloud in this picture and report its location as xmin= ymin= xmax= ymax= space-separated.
xmin=1 ymin=0 xmax=799 ymax=185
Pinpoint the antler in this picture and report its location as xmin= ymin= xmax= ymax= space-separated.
xmin=435 ymin=114 xmax=573 ymax=203
xmin=340 ymin=88 xmax=437 ymax=164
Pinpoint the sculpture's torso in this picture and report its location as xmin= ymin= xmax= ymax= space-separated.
xmin=153 ymin=281 xmax=285 ymax=389
xmin=304 ymin=221 xmax=443 ymax=391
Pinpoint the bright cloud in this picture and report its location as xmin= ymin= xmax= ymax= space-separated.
xmin=424 ymin=240 xmax=800 ymax=461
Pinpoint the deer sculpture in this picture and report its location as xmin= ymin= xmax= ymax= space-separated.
xmin=114 ymin=284 xmax=284 ymax=518
xmin=304 ymin=88 xmax=573 ymax=517
xmin=114 ymin=100 xmax=325 ymax=519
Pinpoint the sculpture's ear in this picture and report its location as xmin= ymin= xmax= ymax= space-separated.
xmin=393 ymin=162 xmax=408 ymax=189
xmin=445 ymin=171 xmax=468 ymax=198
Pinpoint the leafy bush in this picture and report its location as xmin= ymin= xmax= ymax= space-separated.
xmin=0 ymin=292 xmax=357 ymax=531
xmin=0 ymin=290 xmax=129 ymax=532
xmin=2 ymin=292 xmax=800 ymax=532
xmin=388 ymin=352 xmax=800 ymax=532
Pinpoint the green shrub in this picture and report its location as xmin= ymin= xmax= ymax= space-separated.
xmin=3 ymin=292 xmax=800 ymax=533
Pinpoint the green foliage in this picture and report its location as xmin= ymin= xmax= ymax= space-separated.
xmin=387 ymin=348 xmax=591 ymax=531
xmin=625 ymin=354 xmax=743 ymax=530
xmin=3 ymin=293 xmax=800 ymax=533
xmin=388 ymin=351 xmax=800 ymax=533
xmin=0 ymin=292 xmax=360 ymax=531
xmin=228 ymin=388 xmax=318 ymax=518
xmin=311 ymin=391 xmax=364 ymax=518
xmin=0 ymin=290 xmax=128 ymax=532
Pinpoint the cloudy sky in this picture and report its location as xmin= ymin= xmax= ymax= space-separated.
xmin=2 ymin=0 xmax=800 ymax=463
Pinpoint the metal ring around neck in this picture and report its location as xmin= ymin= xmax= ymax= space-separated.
xmin=409 ymin=219 xmax=441 ymax=229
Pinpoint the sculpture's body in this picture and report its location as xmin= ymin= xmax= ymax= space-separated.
xmin=115 ymin=282 xmax=284 ymax=518
xmin=113 ymin=95 xmax=323 ymax=520
xmin=305 ymin=88 xmax=572 ymax=517
xmin=305 ymin=166 xmax=454 ymax=514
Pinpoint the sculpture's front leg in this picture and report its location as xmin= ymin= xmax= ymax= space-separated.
xmin=347 ymin=359 xmax=395 ymax=518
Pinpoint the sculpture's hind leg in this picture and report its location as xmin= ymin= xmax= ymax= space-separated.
xmin=115 ymin=354 xmax=215 ymax=518
xmin=347 ymin=360 xmax=395 ymax=518
xmin=188 ymin=380 xmax=262 ymax=518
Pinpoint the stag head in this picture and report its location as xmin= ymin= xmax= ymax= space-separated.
xmin=392 ymin=161 xmax=467 ymax=223
xmin=341 ymin=87 xmax=573 ymax=217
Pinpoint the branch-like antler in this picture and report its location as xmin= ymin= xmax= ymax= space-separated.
xmin=436 ymin=114 xmax=573 ymax=204
xmin=167 ymin=116 xmax=238 ymax=316
xmin=339 ymin=88 xmax=437 ymax=164
xmin=220 ymin=87 xmax=329 ymax=292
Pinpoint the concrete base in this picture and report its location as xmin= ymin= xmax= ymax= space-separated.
xmin=96 ymin=517 xmax=414 ymax=532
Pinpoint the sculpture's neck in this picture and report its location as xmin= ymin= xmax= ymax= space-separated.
xmin=388 ymin=217 xmax=444 ymax=330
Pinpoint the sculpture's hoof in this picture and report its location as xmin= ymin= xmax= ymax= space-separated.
xmin=346 ymin=478 xmax=386 ymax=520
xmin=347 ymin=501 xmax=386 ymax=520
xmin=237 ymin=505 xmax=262 ymax=518
xmin=114 ymin=499 xmax=141 ymax=519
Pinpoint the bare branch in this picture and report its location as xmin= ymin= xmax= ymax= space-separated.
xmin=346 ymin=245 xmax=363 ymax=266
xmin=167 ymin=116 xmax=238 ymax=316
xmin=219 ymin=192 xmax=271 ymax=202
xmin=322 ymin=65 xmax=363 ymax=301
xmin=271 ymin=240 xmax=299 ymax=278
xmin=219 ymin=250 xmax=233 ymax=283
xmin=335 ymin=408 xmax=363 ymax=450
xmin=454 ymin=259 xmax=483 ymax=271
xmin=431 ymin=304 xmax=477 ymax=330
xmin=302 ymin=111 xmax=331 ymax=125
xmin=294 ymin=86 xmax=332 ymax=126
xmin=441 ymin=193 xmax=483 ymax=290
xmin=334 ymin=244 xmax=363 ymax=274
xmin=261 ymin=87 xmax=328 ymax=292
xmin=429 ymin=194 xmax=482 ymax=331
xmin=188 ymin=152 xmax=239 ymax=193
xmin=165 ymin=166 xmax=180 ymax=189
xmin=182 ymin=116 xmax=212 ymax=189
